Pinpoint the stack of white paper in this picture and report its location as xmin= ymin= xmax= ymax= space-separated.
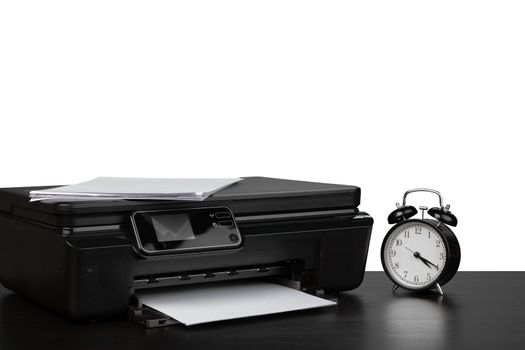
xmin=28 ymin=177 xmax=242 ymax=202
xmin=138 ymin=280 xmax=336 ymax=326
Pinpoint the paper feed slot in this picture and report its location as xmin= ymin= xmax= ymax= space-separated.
xmin=133 ymin=264 xmax=293 ymax=290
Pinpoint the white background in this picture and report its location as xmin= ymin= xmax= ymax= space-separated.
xmin=1 ymin=1 xmax=524 ymax=270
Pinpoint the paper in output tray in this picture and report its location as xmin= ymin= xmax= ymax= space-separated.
xmin=138 ymin=280 xmax=336 ymax=326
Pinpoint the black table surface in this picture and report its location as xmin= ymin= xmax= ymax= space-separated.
xmin=1 ymin=272 xmax=524 ymax=350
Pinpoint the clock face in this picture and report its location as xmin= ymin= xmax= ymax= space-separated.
xmin=383 ymin=221 xmax=447 ymax=289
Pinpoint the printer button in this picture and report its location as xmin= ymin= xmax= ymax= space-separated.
xmin=229 ymin=234 xmax=239 ymax=242
xmin=215 ymin=212 xmax=231 ymax=219
xmin=218 ymin=220 xmax=234 ymax=227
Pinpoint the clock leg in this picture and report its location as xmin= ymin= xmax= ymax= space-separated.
xmin=434 ymin=283 xmax=444 ymax=295
xmin=392 ymin=284 xmax=399 ymax=293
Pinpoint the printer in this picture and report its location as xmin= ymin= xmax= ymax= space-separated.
xmin=0 ymin=177 xmax=373 ymax=327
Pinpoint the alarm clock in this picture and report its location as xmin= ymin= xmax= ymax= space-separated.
xmin=381 ymin=188 xmax=461 ymax=295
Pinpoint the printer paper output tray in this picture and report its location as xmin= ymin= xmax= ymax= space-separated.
xmin=127 ymin=270 xmax=311 ymax=328
xmin=0 ymin=177 xmax=373 ymax=323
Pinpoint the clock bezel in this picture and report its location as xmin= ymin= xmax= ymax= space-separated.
xmin=381 ymin=218 xmax=460 ymax=291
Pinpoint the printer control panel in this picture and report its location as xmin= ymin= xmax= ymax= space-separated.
xmin=130 ymin=207 xmax=242 ymax=256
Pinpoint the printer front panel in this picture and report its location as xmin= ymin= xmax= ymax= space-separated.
xmin=0 ymin=206 xmax=373 ymax=321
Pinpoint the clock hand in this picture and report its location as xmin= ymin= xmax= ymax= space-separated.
xmin=405 ymin=246 xmax=437 ymax=270
xmin=415 ymin=253 xmax=433 ymax=269
xmin=418 ymin=255 xmax=439 ymax=270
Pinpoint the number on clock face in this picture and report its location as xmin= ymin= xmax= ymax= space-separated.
xmin=385 ymin=222 xmax=447 ymax=289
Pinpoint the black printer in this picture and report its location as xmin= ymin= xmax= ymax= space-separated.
xmin=0 ymin=177 xmax=373 ymax=326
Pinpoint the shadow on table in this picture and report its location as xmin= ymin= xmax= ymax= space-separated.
xmin=379 ymin=290 xmax=459 ymax=350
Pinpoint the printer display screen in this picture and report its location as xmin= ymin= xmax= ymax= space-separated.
xmin=131 ymin=206 xmax=242 ymax=255
xmin=151 ymin=214 xmax=196 ymax=242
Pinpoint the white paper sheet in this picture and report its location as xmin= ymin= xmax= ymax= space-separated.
xmin=28 ymin=177 xmax=242 ymax=201
xmin=138 ymin=280 xmax=336 ymax=326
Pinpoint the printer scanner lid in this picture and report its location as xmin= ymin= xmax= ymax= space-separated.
xmin=0 ymin=177 xmax=361 ymax=227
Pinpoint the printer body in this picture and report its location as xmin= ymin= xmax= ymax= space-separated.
xmin=0 ymin=177 xmax=373 ymax=323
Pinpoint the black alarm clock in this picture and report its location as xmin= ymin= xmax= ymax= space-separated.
xmin=381 ymin=188 xmax=461 ymax=295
